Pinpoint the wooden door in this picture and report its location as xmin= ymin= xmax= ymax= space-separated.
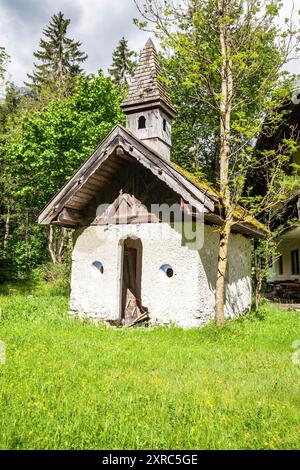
xmin=121 ymin=243 xmax=142 ymax=325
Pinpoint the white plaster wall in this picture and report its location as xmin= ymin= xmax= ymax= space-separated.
xmin=272 ymin=238 xmax=300 ymax=282
xmin=226 ymin=231 xmax=252 ymax=318
xmin=139 ymin=224 xmax=201 ymax=328
xmin=126 ymin=109 xmax=172 ymax=160
xmin=195 ymin=225 xmax=252 ymax=324
xmin=70 ymin=226 xmax=121 ymax=320
xmin=70 ymin=223 xmax=252 ymax=327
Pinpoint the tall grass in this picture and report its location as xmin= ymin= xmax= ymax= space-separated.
xmin=0 ymin=282 xmax=299 ymax=450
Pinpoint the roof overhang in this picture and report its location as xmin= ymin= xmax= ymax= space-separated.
xmin=121 ymin=99 xmax=177 ymax=119
xmin=204 ymin=213 xmax=268 ymax=238
xmin=38 ymin=125 xmax=214 ymax=226
xmin=38 ymin=125 xmax=267 ymax=239
xmin=277 ymin=225 xmax=300 ymax=243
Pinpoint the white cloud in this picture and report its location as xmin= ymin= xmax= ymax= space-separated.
xmin=0 ymin=0 xmax=299 ymax=86
xmin=0 ymin=0 xmax=149 ymax=85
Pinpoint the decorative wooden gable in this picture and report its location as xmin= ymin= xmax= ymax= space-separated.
xmin=38 ymin=126 xmax=267 ymax=237
xmin=92 ymin=192 xmax=159 ymax=225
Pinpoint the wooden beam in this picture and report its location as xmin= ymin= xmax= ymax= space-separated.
xmin=87 ymin=176 xmax=110 ymax=187
xmin=118 ymin=133 xmax=210 ymax=214
xmin=95 ymin=168 xmax=116 ymax=179
xmin=57 ymin=208 xmax=86 ymax=226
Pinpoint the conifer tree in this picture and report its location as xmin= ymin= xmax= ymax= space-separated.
xmin=0 ymin=83 xmax=23 ymax=133
xmin=109 ymin=37 xmax=136 ymax=87
xmin=26 ymin=12 xmax=87 ymax=97
xmin=0 ymin=46 xmax=9 ymax=93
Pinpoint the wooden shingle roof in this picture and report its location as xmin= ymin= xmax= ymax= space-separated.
xmin=38 ymin=125 xmax=267 ymax=238
xmin=121 ymin=38 xmax=176 ymax=117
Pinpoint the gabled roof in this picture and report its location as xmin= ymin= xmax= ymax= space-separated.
xmin=38 ymin=125 xmax=215 ymax=225
xmin=121 ymin=38 xmax=176 ymax=117
xmin=38 ymin=125 xmax=267 ymax=238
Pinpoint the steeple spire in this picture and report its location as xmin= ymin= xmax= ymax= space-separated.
xmin=145 ymin=37 xmax=154 ymax=47
xmin=121 ymin=38 xmax=176 ymax=161
xmin=121 ymin=38 xmax=176 ymax=117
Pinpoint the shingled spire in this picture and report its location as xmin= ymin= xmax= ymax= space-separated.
xmin=121 ymin=38 xmax=175 ymax=116
xmin=121 ymin=38 xmax=176 ymax=161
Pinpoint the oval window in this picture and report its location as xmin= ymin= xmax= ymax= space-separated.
xmin=160 ymin=264 xmax=174 ymax=278
xmin=92 ymin=261 xmax=104 ymax=274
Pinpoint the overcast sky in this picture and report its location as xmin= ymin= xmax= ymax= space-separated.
xmin=0 ymin=0 xmax=299 ymax=87
xmin=0 ymin=0 xmax=149 ymax=86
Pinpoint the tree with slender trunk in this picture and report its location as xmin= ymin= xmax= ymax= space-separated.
xmin=48 ymin=225 xmax=70 ymax=264
xmin=251 ymin=132 xmax=300 ymax=311
xmin=134 ymin=0 xmax=300 ymax=325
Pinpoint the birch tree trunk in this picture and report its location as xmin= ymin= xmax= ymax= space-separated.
xmin=48 ymin=225 xmax=70 ymax=263
xmin=215 ymin=0 xmax=234 ymax=326
xmin=255 ymin=273 xmax=262 ymax=312
xmin=3 ymin=206 xmax=10 ymax=255
xmin=57 ymin=227 xmax=68 ymax=263
xmin=48 ymin=225 xmax=58 ymax=264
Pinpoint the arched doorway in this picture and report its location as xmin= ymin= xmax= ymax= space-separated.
xmin=120 ymin=237 xmax=143 ymax=326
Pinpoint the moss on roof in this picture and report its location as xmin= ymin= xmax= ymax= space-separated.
xmin=171 ymin=162 xmax=269 ymax=235
xmin=171 ymin=162 xmax=219 ymax=200
xmin=232 ymin=205 xmax=270 ymax=234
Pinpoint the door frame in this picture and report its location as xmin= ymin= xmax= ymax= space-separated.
xmin=118 ymin=236 xmax=143 ymax=322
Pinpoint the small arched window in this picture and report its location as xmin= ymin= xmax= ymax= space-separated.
xmin=138 ymin=116 xmax=146 ymax=129
xmin=163 ymin=118 xmax=167 ymax=132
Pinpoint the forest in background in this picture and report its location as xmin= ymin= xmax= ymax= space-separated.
xmin=0 ymin=10 xmax=217 ymax=282
xmin=0 ymin=13 xmax=137 ymax=281
xmin=1 ymin=2 xmax=300 ymax=311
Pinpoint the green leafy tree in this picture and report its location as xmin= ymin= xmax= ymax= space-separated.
xmin=0 ymin=50 xmax=13 ymax=274
xmin=25 ymin=12 xmax=87 ymax=98
xmin=135 ymin=0 xmax=300 ymax=325
xmin=161 ymin=51 xmax=218 ymax=181
xmin=0 ymin=83 xmax=24 ymax=134
xmin=3 ymin=72 xmax=124 ymax=272
xmin=1 ymin=84 xmax=35 ymax=269
xmin=109 ymin=37 xmax=137 ymax=87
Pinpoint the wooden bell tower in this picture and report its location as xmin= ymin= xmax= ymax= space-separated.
xmin=121 ymin=38 xmax=176 ymax=161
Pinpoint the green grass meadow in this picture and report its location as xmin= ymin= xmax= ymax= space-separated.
xmin=0 ymin=281 xmax=299 ymax=450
